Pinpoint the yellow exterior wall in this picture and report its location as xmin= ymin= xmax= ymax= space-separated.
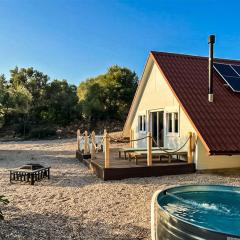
xmin=196 ymin=139 xmax=240 ymax=170
xmin=130 ymin=62 xmax=240 ymax=170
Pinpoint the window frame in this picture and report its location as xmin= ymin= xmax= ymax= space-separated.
xmin=173 ymin=112 xmax=179 ymax=133
xmin=138 ymin=114 xmax=146 ymax=133
xmin=166 ymin=111 xmax=179 ymax=136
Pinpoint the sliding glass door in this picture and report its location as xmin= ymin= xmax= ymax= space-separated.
xmin=150 ymin=111 xmax=164 ymax=147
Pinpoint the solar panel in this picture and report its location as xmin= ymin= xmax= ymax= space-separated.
xmin=231 ymin=64 xmax=240 ymax=76
xmin=223 ymin=76 xmax=240 ymax=92
xmin=213 ymin=63 xmax=238 ymax=77
xmin=213 ymin=62 xmax=240 ymax=92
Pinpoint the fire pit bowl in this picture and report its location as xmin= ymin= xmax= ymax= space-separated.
xmin=20 ymin=163 xmax=45 ymax=171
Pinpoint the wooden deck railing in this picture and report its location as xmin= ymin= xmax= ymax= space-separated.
xmin=77 ymin=129 xmax=194 ymax=168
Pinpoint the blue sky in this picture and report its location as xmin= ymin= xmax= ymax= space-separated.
xmin=0 ymin=0 xmax=240 ymax=85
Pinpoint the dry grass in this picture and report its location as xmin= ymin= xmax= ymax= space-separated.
xmin=0 ymin=139 xmax=239 ymax=240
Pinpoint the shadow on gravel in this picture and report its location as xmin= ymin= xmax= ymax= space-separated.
xmin=0 ymin=212 xmax=84 ymax=240
xmin=0 ymin=211 xmax=148 ymax=240
xmin=0 ymin=150 xmax=77 ymax=168
xmin=0 ymin=147 xmax=101 ymax=188
xmin=0 ymin=139 xmax=76 ymax=145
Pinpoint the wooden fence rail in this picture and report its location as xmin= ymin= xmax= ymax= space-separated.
xmin=76 ymin=129 xmax=193 ymax=169
xmin=104 ymin=130 xmax=110 ymax=168
xmin=91 ymin=131 xmax=96 ymax=160
xmin=77 ymin=129 xmax=80 ymax=151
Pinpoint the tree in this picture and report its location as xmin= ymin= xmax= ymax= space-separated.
xmin=9 ymin=67 xmax=49 ymax=124
xmin=79 ymin=81 xmax=106 ymax=120
xmin=6 ymin=85 xmax=33 ymax=136
xmin=0 ymin=75 xmax=7 ymax=126
xmin=11 ymin=85 xmax=32 ymax=113
xmin=46 ymin=80 xmax=80 ymax=125
xmin=77 ymin=65 xmax=138 ymax=121
xmin=9 ymin=66 xmax=27 ymax=88
xmin=0 ymin=64 xmax=137 ymax=138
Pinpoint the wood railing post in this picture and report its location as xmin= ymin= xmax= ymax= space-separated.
xmin=147 ymin=132 xmax=152 ymax=166
xmin=104 ymin=131 xmax=110 ymax=168
xmin=103 ymin=129 xmax=107 ymax=153
xmin=129 ymin=129 xmax=132 ymax=148
xmin=77 ymin=129 xmax=80 ymax=151
xmin=188 ymin=132 xmax=193 ymax=163
xmin=91 ymin=131 xmax=96 ymax=159
xmin=130 ymin=130 xmax=134 ymax=148
xmin=84 ymin=130 xmax=88 ymax=154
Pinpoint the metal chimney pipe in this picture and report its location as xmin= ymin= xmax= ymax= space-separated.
xmin=208 ymin=35 xmax=215 ymax=102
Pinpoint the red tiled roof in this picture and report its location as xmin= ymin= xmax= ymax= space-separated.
xmin=151 ymin=51 xmax=240 ymax=154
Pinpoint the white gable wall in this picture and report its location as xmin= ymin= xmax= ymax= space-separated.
xmin=130 ymin=62 xmax=240 ymax=170
xmin=131 ymin=63 xmax=196 ymax=156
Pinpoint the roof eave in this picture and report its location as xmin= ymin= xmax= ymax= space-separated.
xmin=123 ymin=53 xmax=154 ymax=137
xmin=209 ymin=150 xmax=240 ymax=156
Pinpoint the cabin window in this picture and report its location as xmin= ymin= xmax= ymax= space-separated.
xmin=167 ymin=112 xmax=179 ymax=134
xmin=167 ymin=113 xmax=172 ymax=132
xmin=143 ymin=115 xmax=146 ymax=131
xmin=138 ymin=115 xmax=146 ymax=132
xmin=174 ymin=113 xmax=178 ymax=133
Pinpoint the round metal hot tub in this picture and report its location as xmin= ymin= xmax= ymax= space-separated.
xmin=155 ymin=185 xmax=240 ymax=240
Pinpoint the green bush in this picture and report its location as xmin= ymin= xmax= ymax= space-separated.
xmin=14 ymin=121 xmax=31 ymax=136
xmin=0 ymin=196 xmax=9 ymax=220
xmin=29 ymin=127 xmax=56 ymax=139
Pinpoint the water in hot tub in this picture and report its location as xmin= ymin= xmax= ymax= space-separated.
xmin=158 ymin=190 xmax=240 ymax=236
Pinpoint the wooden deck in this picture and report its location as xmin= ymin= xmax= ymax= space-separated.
xmin=76 ymin=148 xmax=196 ymax=180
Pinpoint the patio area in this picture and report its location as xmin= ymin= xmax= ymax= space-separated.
xmin=76 ymin=147 xmax=195 ymax=180
xmin=0 ymin=139 xmax=239 ymax=239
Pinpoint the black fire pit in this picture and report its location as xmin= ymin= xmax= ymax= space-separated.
xmin=9 ymin=163 xmax=51 ymax=185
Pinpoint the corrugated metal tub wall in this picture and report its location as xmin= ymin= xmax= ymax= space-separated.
xmin=151 ymin=185 xmax=240 ymax=240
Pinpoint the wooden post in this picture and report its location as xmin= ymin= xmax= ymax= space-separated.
xmin=147 ymin=132 xmax=152 ymax=166
xmin=104 ymin=131 xmax=110 ymax=168
xmin=188 ymin=132 xmax=193 ymax=163
xmin=130 ymin=130 xmax=134 ymax=148
xmin=129 ymin=129 xmax=132 ymax=147
xmin=77 ymin=129 xmax=80 ymax=151
xmin=103 ymin=129 xmax=107 ymax=152
xmin=84 ymin=130 xmax=88 ymax=154
xmin=91 ymin=131 xmax=96 ymax=159
xmin=129 ymin=130 xmax=131 ymax=147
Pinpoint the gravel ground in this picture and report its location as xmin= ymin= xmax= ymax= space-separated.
xmin=0 ymin=139 xmax=239 ymax=240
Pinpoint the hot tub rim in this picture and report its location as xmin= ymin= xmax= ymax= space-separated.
xmin=156 ymin=184 xmax=240 ymax=239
